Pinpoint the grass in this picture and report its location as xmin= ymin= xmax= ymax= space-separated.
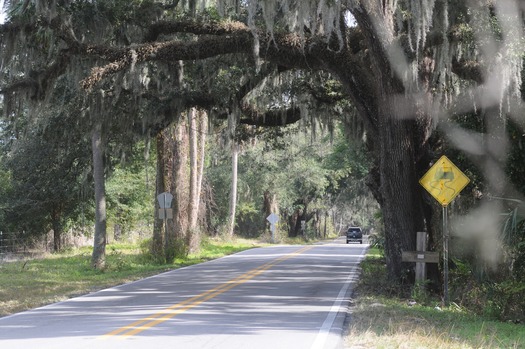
xmin=0 ymin=237 xmax=260 ymax=317
xmin=345 ymin=248 xmax=524 ymax=349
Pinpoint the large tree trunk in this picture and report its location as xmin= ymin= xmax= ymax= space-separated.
xmin=378 ymin=103 xmax=426 ymax=280
xmin=288 ymin=202 xmax=308 ymax=238
xmin=196 ymin=111 xmax=207 ymax=221
xmin=187 ymin=108 xmax=203 ymax=252
xmin=347 ymin=3 xmax=431 ymax=281
xmin=153 ymin=116 xmax=194 ymax=262
xmin=152 ymin=131 xmax=168 ymax=262
xmin=169 ymin=119 xmax=189 ymax=260
xmin=91 ymin=123 xmax=106 ymax=269
xmin=227 ymin=142 xmax=239 ymax=237
xmin=188 ymin=108 xmax=199 ymax=230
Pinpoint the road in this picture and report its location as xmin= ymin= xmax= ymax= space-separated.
xmin=0 ymin=239 xmax=367 ymax=349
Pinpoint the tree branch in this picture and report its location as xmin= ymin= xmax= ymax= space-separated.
xmin=80 ymin=33 xmax=254 ymax=90
xmin=239 ymin=104 xmax=301 ymax=126
xmin=144 ymin=19 xmax=250 ymax=42
xmin=452 ymin=57 xmax=485 ymax=84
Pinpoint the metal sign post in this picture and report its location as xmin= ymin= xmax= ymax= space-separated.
xmin=442 ymin=206 xmax=449 ymax=306
xmin=419 ymin=155 xmax=470 ymax=306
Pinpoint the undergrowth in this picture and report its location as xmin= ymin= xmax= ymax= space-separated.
xmin=345 ymin=248 xmax=524 ymax=349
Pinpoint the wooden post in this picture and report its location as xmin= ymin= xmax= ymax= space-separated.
xmin=415 ymin=231 xmax=428 ymax=282
xmin=402 ymin=232 xmax=439 ymax=284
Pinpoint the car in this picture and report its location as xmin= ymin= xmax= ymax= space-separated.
xmin=346 ymin=226 xmax=363 ymax=244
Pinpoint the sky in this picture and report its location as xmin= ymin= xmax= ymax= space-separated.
xmin=0 ymin=0 xmax=5 ymax=24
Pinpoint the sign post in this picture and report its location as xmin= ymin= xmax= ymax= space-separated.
xmin=402 ymin=232 xmax=439 ymax=282
xmin=419 ymin=155 xmax=470 ymax=306
xmin=157 ymin=192 xmax=173 ymax=252
xmin=266 ymin=213 xmax=279 ymax=243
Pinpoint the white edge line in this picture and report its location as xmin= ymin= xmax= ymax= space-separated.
xmin=310 ymin=246 xmax=368 ymax=349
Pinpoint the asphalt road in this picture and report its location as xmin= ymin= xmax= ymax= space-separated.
xmin=0 ymin=239 xmax=367 ymax=349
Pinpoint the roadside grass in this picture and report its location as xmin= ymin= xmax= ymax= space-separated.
xmin=345 ymin=248 xmax=524 ymax=349
xmin=0 ymin=237 xmax=259 ymax=317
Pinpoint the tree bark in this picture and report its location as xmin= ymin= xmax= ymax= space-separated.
xmin=377 ymin=97 xmax=427 ymax=280
xmin=169 ymin=119 xmax=189 ymax=260
xmin=348 ymin=3 xmax=431 ymax=281
xmin=152 ymin=132 xmax=167 ymax=262
xmin=196 ymin=110 xmax=207 ymax=220
xmin=187 ymin=108 xmax=202 ymax=252
xmin=188 ymin=108 xmax=199 ymax=230
xmin=263 ymin=190 xmax=279 ymax=234
xmin=91 ymin=123 xmax=106 ymax=269
xmin=50 ymin=208 xmax=62 ymax=252
xmin=227 ymin=142 xmax=239 ymax=237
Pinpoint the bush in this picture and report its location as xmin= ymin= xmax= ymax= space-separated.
xmin=449 ymin=259 xmax=525 ymax=323
xmin=236 ymin=202 xmax=263 ymax=238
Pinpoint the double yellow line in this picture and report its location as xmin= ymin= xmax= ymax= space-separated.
xmin=101 ymin=245 xmax=313 ymax=339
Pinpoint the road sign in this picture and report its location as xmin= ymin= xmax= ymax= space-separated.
xmin=157 ymin=192 xmax=173 ymax=221
xmin=266 ymin=213 xmax=279 ymax=243
xmin=266 ymin=213 xmax=279 ymax=225
xmin=157 ymin=192 xmax=173 ymax=208
xmin=419 ymin=155 xmax=470 ymax=207
xmin=158 ymin=208 xmax=173 ymax=219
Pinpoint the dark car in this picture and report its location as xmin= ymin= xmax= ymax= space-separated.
xmin=346 ymin=227 xmax=363 ymax=244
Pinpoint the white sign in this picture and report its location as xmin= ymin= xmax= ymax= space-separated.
xmin=157 ymin=192 xmax=173 ymax=208
xmin=266 ymin=213 xmax=279 ymax=225
xmin=266 ymin=213 xmax=279 ymax=243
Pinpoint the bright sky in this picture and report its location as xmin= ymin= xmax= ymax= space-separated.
xmin=0 ymin=0 xmax=6 ymax=24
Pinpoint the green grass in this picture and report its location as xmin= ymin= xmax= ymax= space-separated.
xmin=0 ymin=238 xmax=259 ymax=317
xmin=345 ymin=248 xmax=524 ymax=349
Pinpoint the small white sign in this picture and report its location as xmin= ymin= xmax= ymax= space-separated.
xmin=157 ymin=192 xmax=173 ymax=208
xmin=266 ymin=213 xmax=279 ymax=225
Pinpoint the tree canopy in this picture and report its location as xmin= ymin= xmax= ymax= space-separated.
xmin=2 ymin=0 xmax=525 ymax=280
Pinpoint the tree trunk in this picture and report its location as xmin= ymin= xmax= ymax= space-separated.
xmin=91 ymin=123 xmax=106 ymax=269
xmin=188 ymin=108 xmax=199 ymax=230
xmin=196 ymin=111 xmax=207 ymax=221
xmin=288 ymin=209 xmax=300 ymax=238
xmin=263 ymin=190 xmax=279 ymax=233
xmin=187 ymin=109 xmax=207 ymax=229
xmin=289 ymin=202 xmax=309 ymax=238
xmin=346 ymin=4 xmax=431 ymax=281
xmin=50 ymin=208 xmax=62 ymax=252
xmin=169 ymin=119 xmax=189 ymax=261
xmin=153 ymin=117 xmax=192 ymax=262
xmin=323 ymin=211 xmax=328 ymax=239
xmin=114 ymin=224 xmax=121 ymax=242
xmin=227 ymin=142 xmax=239 ymax=237
xmin=187 ymin=108 xmax=201 ymax=252
xmin=378 ymin=98 xmax=426 ymax=281
xmin=152 ymin=132 xmax=168 ymax=262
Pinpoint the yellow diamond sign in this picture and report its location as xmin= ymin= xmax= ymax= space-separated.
xmin=419 ymin=155 xmax=470 ymax=207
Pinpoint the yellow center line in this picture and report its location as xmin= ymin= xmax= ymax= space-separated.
xmin=101 ymin=245 xmax=313 ymax=339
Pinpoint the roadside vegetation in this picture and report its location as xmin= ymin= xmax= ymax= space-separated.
xmin=0 ymin=238 xmax=260 ymax=317
xmin=345 ymin=248 xmax=524 ymax=349
xmin=2 ymin=4 xmax=525 ymax=345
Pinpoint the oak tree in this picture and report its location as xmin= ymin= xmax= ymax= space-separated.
xmin=2 ymin=0 xmax=524 ymax=280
